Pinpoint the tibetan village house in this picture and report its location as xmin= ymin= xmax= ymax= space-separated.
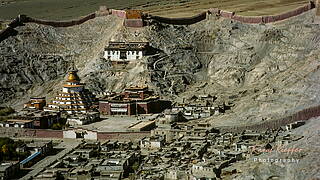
xmin=99 ymin=86 xmax=171 ymax=116
xmin=44 ymin=69 xmax=97 ymax=115
xmin=103 ymin=42 xmax=150 ymax=64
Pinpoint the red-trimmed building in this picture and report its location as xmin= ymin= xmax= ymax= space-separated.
xmin=99 ymin=86 xmax=171 ymax=115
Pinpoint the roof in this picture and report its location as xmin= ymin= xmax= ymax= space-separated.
xmin=125 ymin=85 xmax=148 ymax=91
xmin=20 ymin=151 xmax=41 ymax=165
xmin=63 ymin=84 xmax=83 ymax=88
xmin=105 ymin=42 xmax=149 ymax=50
xmin=30 ymin=97 xmax=46 ymax=100
xmin=5 ymin=119 xmax=34 ymax=123
xmin=128 ymin=120 xmax=155 ymax=129
xmin=0 ymin=162 xmax=19 ymax=171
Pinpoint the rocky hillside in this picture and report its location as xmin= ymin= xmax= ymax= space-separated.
xmin=227 ymin=117 xmax=320 ymax=180
xmin=1 ymin=9 xmax=320 ymax=127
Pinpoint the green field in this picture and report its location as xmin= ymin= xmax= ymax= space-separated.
xmin=0 ymin=0 xmax=309 ymax=20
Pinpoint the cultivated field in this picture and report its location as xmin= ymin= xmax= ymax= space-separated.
xmin=0 ymin=0 xmax=309 ymax=20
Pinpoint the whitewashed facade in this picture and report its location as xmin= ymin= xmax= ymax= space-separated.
xmin=104 ymin=42 xmax=148 ymax=62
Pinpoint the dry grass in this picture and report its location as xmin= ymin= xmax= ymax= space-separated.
xmin=0 ymin=0 xmax=309 ymax=20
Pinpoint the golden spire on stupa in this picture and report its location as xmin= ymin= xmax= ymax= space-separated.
xmin=67 ymin=71 xmax=80 ymax=82
xmin=66 ymin=60 xmax=80 ymax=82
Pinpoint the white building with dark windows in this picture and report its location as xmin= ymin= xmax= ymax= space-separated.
xmin=103 ymin=42 xmax=149 ymax=63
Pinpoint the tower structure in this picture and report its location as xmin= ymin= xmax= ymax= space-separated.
xmin=44 ymin=69 xmax=96 ymax=114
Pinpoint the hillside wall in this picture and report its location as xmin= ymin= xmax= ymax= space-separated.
xmin=149 ymin=2 xmax=314 ymax=25
xmin=111 ymin=9 xmax=127 ymax=19
xmin=0 ymin=1 xmax=316 ymax=42
xmin=218 ymin=104 xmax=320 ymax=133
xmin=150 ymin=12 xmax=207 ymax=25
xmin=24 ymin=13 xmax=97 ymax=27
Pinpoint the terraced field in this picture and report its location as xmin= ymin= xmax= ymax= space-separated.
xmin=0 ymin=0 xmax=309 ymax=20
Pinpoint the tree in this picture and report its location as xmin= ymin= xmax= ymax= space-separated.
xmin=2 ymin=144 xmax=8 ymax=154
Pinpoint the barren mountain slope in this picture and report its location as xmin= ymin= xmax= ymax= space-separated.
xmin=1 ymin=10 xmax=320 ymax=127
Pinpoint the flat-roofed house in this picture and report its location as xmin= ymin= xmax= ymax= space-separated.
xmin=0 ymin=119 xmax=34 ymax=128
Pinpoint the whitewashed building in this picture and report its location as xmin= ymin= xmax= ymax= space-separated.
xmin=66 ymin=112 xmax=100 ymax=126
xmin=103 ymin=42 xmax=149 ymax=63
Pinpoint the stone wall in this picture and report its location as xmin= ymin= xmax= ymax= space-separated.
xmin=150 ymin=2 xmax=314 ymax=25
xmin=0 ymin=127 xmax=149 ymax=140
xmin=218 ymin=104 xmax=320 ymax=133
xmin=0 ymin=2 xmax=316 ymax=43
xmin=211 ymin=3 xmax=314 ymax=24
xmin=0 ymin=128 xmax=63 ymax=138
xmin=25 ymin=13 xmax=97 ymax=27
xmin=149 ymin=12 xmax=207 ymax=25
xmin=111 ymin=9 xmax=127 ymax=19
xmin=97 ymin=131 xmax=150 ymax=140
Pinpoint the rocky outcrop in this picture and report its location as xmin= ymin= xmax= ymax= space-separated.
xmin=0 ymin=15 xmax=123 ymax=107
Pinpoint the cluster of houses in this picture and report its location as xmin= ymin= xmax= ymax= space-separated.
xmin=0 ymin=110 xmax=60 ymax=129
xmin=15 ymin=117 xmax=305 ymax=180
xmin=33 ymin=141 xmax=139 ymax=180
xmin=0 ymin=141 xmax=53 ymax=180
xmin=135 ymin=118 xmax=304 ymax=180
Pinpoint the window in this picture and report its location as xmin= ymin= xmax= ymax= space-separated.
xmin=120 ymin=51 xmax=127 ymax=59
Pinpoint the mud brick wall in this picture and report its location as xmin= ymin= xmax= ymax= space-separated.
xmin=220 ymin=10 xmax=234 ymax=18
xmin=211 ymin=2 xmax=314 ymax=24
xmin=35 ymin=129 xmax=63 ymax=138
xmin=232 ymin=15 xmax=263 ymax=24
xmin=0 ymin=127 xmax=36 ymax=138
xmin=150 ymin=12 xmax=207 ymax=25
xmin=97 ymin=131 xmax=150 ymax=140
xmin=111 ymin=9 xmax=127 ymax=19
xmin=25 ymin=13 xmax=96 ymax=27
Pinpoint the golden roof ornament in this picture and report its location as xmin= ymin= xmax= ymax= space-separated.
xmin=67 ymin=60 xmax=80 ymax=82
xmin=67 ymin=71 xmax=80 ymax=82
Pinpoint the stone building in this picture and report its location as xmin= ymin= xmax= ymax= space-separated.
xmin=23 ymin=97 xmax=46 ymax=110
xmin=66 ymin=112 xmax=100 ymax=126
xmin=44 ymin=69 xmax=97 ymax=115
xmin=0 ymin=111 xmax=59 ymax=129
xmin=103 ymin=42 xmax=149 ymax=63
xmin=99 ymin=86 xmax=171 ymax=115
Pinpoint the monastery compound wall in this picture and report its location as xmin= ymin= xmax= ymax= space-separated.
xmin=218 ymin=104 xmax=320 ymax=133
xmin=1 ymin=1 xmax=319 ymax=42
xmin=0 ymin=126 xmax=150 ymax=141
